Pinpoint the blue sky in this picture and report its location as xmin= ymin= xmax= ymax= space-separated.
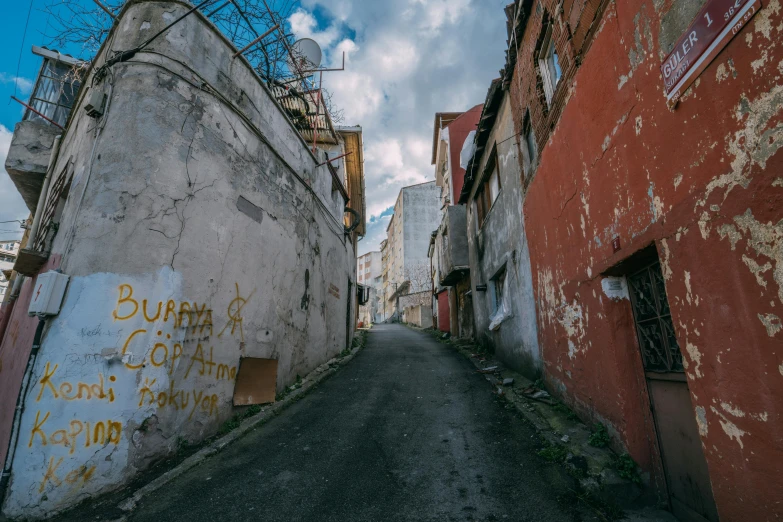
xmin=0 ymin=0 xmax=509 ymax=251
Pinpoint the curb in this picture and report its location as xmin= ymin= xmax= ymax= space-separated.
xmin=426 ymin=330 xmax=654 ymax=512
xmin=116 ymin=336 xmax=367 ymax=514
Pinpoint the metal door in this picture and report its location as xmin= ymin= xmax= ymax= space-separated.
xmin=627 ymin=260 xmax=719 ymax=522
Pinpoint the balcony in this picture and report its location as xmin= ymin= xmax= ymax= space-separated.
xmin=435 ymin=205 xmax=469 ymax=286
xmin=4 ymin=120 xmax=61 ymax=212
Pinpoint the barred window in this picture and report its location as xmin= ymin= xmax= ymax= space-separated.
xmin=26 ymin=55 xmax=82 ymax=127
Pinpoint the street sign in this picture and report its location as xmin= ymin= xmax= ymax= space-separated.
xmin=662 ymin=0 xmax=761 ymax=107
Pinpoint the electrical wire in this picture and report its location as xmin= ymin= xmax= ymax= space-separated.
xmin=94 ymin=0 xmax=216 ymax=83
xmin=13 ymin=0 xmax=35 ymax=99
xmin=114 ymin=52 xmax=349 ymax=239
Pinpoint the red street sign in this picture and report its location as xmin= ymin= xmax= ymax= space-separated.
xmin=662 ymin=0 xmax=761 ymax=106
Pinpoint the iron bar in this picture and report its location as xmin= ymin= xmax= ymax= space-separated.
xmin=316 ymin=151 xmax=353 ymax=167
xmin=91 ymin=0 xmax=117 ymax=20
xmin=301 ymin=52 xmax=346 ymax=73
xmin=232 ymin=24 xmax=279 ymax=58
xmin=261 ymin=0 xmax=322 ymax=151
xmin=10 ymin=97 xmax=64 ymax=130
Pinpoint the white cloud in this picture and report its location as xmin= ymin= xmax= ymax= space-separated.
xmin=292 ymin=0 xmax=509 ymax=255
xmin=0 ymin=125 xmax=30 ymax=239
xmin=0 ymin=74 xmax=34 ymax=94
xmin=290 ymin=8 xmax=341 ymax=48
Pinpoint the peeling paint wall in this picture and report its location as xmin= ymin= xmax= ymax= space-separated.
xmin=1 ymin=1 xmax=358 ymax=518
xmin=511 ymin=0 xmax=783 ymax=518
xmin=466 ymin=92 xmax=540 ymax=377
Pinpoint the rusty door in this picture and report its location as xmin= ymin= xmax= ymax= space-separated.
xmin=627 ymin=259 xmax=719 ymax=522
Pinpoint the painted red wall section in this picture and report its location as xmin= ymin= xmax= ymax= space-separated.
xmin=437 ymin=290 xmax=450 ymax=333
xmin=446 ymin=105 xmax=482 ymax=203
xmin=509 ymin=0 xmax=783 ymax=519
xmin=0 ymin=255 xmax=61 ymax=470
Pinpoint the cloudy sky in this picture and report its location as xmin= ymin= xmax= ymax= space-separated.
xmin=0 ymin=0 xmax=509 ymax=251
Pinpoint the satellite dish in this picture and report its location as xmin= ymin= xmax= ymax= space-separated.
xmin=287 ymin=38 xmax=322 ymax=73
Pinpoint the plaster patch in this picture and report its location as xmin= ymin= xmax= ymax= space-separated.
xmin=750 ymin=50 xmax=769 ymax=74
xmin=773 ymin=177 xmax=783 ymax=187
xmin=140 ymin=21 xmax=151 ymax=31
xmin=753 ymin=0 xmax=781 ymax=39
xmin=695 ymin=406 xmax=708 ymax=436
xmin=659 ymin=239 xmax=673 ymax=281
xmin=698 ymin=211 xmax=711 ymax=239
xmin=684 ymin=271 xmax=699 ymax=306
xmin=758 ymin=313 xmax=782 ymax=337
xmin=731 ymin=209 xmax=783 ymax=304
xmin=635 ymin=115 xmax=643 ymax=135
xmin=711 ymin=406 xmax=747 ymax=449
xmin=673 ymin=173 xmax=683 ymax=189
xmin=742 ymin=254 xmax=772 ymax=288
xmin=715 ymin=62 xmax=730 ymax=83
xmin=618 ymin=7 xmax=653 ymax=90
xmin=721 ymin=402 xmax=745 ymax=417
xmin=685 ymin=341 xmax=704 ymax=378
xmin=698 ymin=85 xmax=783 ymax=210
xmin=717 ymin=224 xmax=741 ymax=250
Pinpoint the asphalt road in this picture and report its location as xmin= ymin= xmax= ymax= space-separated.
xmin=127 ymin=324 xmax=587 ymax=522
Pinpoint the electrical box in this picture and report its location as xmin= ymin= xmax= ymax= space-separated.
xmin=28 ymin=271 xmax=69 ymax=316
xmin=85 ymin=90 xmax=106 ymax=118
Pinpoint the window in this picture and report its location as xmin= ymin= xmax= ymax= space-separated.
xmin=26 ymin=57 xmax=81 ymax=127
xmin=474 ymin=146 xmax=502 ymax=226
xmin=627 ymin=259 xmax=683 ymax=372
xmin=539 ymin=25 xmax=562 ymax=106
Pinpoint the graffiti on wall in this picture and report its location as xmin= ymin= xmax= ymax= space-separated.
xmin=10 ymin=269 xmax=256 ymax=507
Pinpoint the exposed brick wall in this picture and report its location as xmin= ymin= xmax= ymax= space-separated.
xmin=507 ymin=0 xmax=608 ymax=188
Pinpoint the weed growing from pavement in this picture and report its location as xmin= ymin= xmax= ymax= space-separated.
xmin=552 ymin=402 xmax=580 ymax=421
xmin=588 ymin=423 xmax=611 ymax=448
xmin=614 ymin=454 xmax=642 ymax=484
xmin=537 ymin=442 xmax=568 ymax=463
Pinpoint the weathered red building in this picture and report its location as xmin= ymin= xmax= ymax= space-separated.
xmin=430 ymin=107 xmax=482 ymax=337
xmin=503 ymin=0 xmax=783 ymax=520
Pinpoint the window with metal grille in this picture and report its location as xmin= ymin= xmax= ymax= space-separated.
xmin=627 ymin=260 xmax=684 ymax=372
xmin=26 ymin=58 xmax=81 ymax=127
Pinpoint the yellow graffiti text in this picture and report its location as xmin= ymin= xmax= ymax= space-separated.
xmin=138 ymin=378 xmax=220 ymax=419
xmin=28 ymin=411 xmax=121 ymax=453
xmin=111 ymin=284 xmax=212 ymax=334
xmin=39 ymin=457 xmax=96 ymax=493
xmin=35 ymin=362 xmax=116 ymax=402
xmin=218 ymin=283 xmax=254 ymax=342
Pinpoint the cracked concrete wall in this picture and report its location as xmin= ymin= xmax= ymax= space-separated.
xmin=1 ymin=1 xmax=358 ymax=518
xmin=466 ymin=92 xmax=540 ymax=378
xmin=513 ymin=0 xmax=783 ymax=518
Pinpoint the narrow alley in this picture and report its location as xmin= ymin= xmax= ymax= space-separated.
xmin=120 ymin=325 xmax=587 ymax=522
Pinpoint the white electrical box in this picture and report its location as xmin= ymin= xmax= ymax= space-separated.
xmin=28 ymin=271 xmax=70 ymax=316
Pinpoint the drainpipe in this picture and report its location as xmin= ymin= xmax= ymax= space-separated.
xmin=27 ymin=135 xmax=63 ymax=249
xmin=0 ymin=318 xmax=46 ymax=504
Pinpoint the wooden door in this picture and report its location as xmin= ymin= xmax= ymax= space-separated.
xmin=627 ymin=260 xmax=719 ymax=522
